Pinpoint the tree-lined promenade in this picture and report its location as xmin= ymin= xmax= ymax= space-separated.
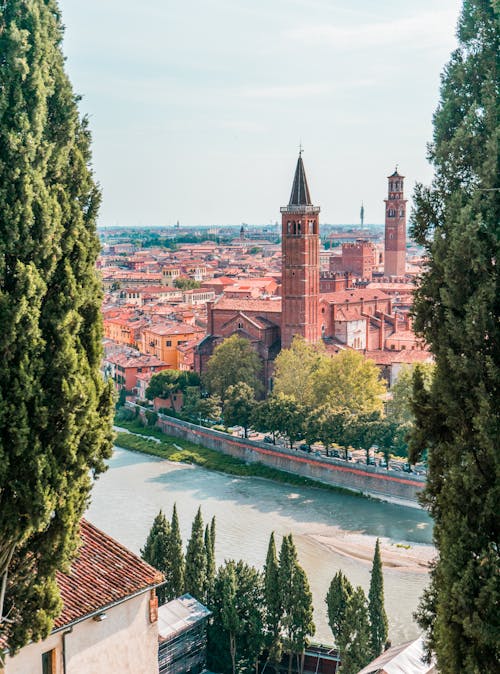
xmin=138 ymin=335 xmax=434 ymax=468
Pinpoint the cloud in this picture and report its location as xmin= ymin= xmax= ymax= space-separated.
xmin=284 ymin=9 xmax=458 ymax=50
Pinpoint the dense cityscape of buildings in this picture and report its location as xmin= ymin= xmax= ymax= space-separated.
xmin=100 ymin=155 xmax=431 ymax=398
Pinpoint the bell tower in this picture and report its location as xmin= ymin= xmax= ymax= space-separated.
xmin=384 ymin=168 xmax=407 ymax=277
xmin=280 ymin=152 xmax=320 ymax=349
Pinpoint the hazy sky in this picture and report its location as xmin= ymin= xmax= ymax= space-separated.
xmin=60 ymin=0 xmax=462 ymax=227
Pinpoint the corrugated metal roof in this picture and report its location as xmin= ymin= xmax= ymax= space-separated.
xmin=158 ymin=594 xmax=211 ymax=642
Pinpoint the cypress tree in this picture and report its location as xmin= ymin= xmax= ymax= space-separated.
xmin=166 ymin=503 xmax=185 ymax=600
xmin=263 ymin=532 xmax=282 ymax=665
xmin=325 ymin=570 xmax=354 ymax=647
xmin=0 ymin=0 xmax=113 ymax=652
xmin=205 ymin=523 xmax=215 ymax=605
xmin=409 ymin=2 xmax=499 ymax=671
xmin=185 ymin=507 xmax=207 ymax=601
xmin=368 ymin=539 xmax=388 ymax=658
xmin=279 ymin=535 xmax=315 ymax=674
xmin=338 ymin=587 xmax=371 ymax=674
xmin=141 ymin=511 xmax=171 ymax=605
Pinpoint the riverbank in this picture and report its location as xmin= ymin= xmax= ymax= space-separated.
xmin=114 ymin=420 xmax=368 ymax=498
xmin=309 ymin=530 xmax=435 ymax=574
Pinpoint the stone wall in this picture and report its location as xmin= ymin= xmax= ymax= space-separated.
xmin=131 ymin=406 xmax=424 ymax=506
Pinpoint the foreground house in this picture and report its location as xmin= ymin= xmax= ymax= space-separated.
xmin=3 ymin=519 xmax=163 ymax=674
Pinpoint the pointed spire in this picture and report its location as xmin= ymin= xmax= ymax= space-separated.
xmin=289 ymin=153 xmax=312 ymax=207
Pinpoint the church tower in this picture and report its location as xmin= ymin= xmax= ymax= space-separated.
xmin=280 ymin=153 xmax=320 ymax=349
xmin=384 ymin=169 xmax=407 ymax=277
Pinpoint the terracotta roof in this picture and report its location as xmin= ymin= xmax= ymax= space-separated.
xmin=214 ymin=297 xmax=282 ymax=312
xmin=320 ymin=288 xmax=391 ymax=304
xmin=54 ymin=519 xmax=162 ymax=629
xmin=364 ymin=350 xmax=432 ymax=365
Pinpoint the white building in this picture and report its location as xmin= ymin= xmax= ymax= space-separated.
xmin=3 ymin=519 xmax=163 ymax=674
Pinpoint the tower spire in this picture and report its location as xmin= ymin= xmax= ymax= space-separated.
xmin=289 ymin=153 xmax=312 ymax=207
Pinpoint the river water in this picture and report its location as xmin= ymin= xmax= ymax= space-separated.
xmin=87 ymin=447 xmax=434 ymax=645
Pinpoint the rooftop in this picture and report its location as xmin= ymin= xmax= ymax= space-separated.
xmin=55 ymin=519 xmax=163 ymax=630
xmin=158 ymin=594 xmax=211 ymax=643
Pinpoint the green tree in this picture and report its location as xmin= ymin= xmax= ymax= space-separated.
xmin=185 ymin=507 xmax=207 ymax=601
xmin=409 ymin=2 xmax=499 ymax=671
xmin=305 ymin=405 xmax=347 ymax=456
xmin=273 ymin=336 xmax=326 ymax=406
xmin=173 ymin=277 xmax=201 ymax=290
xmin=310 ymin=350 xmax=386 ymax=415
xmin=203 ymin=335 xmax=263 ymax=399
xmin=279 ymin=535 xmax=315 ymax=674
xmin=224 ymin=382 xmax=257 ymax=437
xmin=263 ymin=533 xmax=282 ymax=667
xmin=145 ymin=370 xmax=200 ymax=407
xmin=166 ymin=503 xmax=185 ymax=599
xmin=386 ymin=364 xmax=434 ymax=425
xmin=338 ymin=587 xmax=372 ymax=674
xmin=141 ymin=511 xmax=171 ymax=605
xmin=268 ymin=393 xmax=305 ymax=449
xmin=325 ymin=571 xmax=354 ymax=647
xmin=0 ymin=0 xmax=114 ymax=652
xmin=368 ymin=539 xmax=388 ymax=658
xmin=205 ymin=523 xmax=215 ymax=605
xmin=208 ymin=560 xmax=265 ymax=674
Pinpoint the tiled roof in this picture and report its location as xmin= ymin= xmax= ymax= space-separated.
xmin=214 ymin=297 xmax=282 ymax=313
xmin=320 ymin=288 xmax=391 ymax=304
xmin=54 ymin=519 xmax=163 ymax=629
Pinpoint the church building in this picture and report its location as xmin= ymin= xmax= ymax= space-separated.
xmin=195 ymin=154 xmax=424 ymax=387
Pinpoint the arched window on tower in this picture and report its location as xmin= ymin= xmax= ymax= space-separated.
xmin=287 ymin=221 xmax=291 ymax=234
xmin=297 ymin=221 xmax=301 ymax=234
xmin=399 ymin=209 xmax=405 ymax=217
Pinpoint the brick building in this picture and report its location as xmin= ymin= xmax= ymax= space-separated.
xmin=195 ymin=155 xmax=424 ymax=387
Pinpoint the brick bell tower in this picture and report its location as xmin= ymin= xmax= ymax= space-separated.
xmin=384 ymin=168 xmax=407 ymax=277
xmin=280 ymin=151 xmax=320 ymax=350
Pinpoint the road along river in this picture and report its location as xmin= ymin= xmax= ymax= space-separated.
xmin=87 ymin=447 xmax=434 ymax=645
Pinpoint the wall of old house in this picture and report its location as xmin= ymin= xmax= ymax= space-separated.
xmin=5 ymin=593 xmax=159 ymax=674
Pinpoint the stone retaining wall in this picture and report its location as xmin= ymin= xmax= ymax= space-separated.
xmin=130 ymin=405 xmax=424 ymax=506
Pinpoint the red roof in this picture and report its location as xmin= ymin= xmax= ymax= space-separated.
xmin=214 ymin=297 xmax=282 ymax=313
xmin=320 ymin=288 xmax=391 ymax=304
xmin=54 ymin=519 xmax=163 ymax=628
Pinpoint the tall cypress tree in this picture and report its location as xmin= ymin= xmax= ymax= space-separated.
xmin=325 ymin=570 xmax=353 ymax=648
xmin=0 ymin=0 xmax=113 ymax=653
xmin=166 ymin=503 xmax=185 ymax=599
xmin=263 ymin=532 xmax=282 ymax=665
xmin=409 ymin=2 xmax=499 ymax=671
xmin=185 ymin=507 xmax=207 ymax=601
xmin=338 ymin=587 xmax=371 ymax=674
xmin=141 ymin=511 xmax=171 ymax=605
xmin=204 ymin=523 xmax=215 ymax=605
xmin=368 ymin=538 xmax=388 ymax=658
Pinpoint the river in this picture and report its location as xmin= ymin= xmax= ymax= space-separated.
xmin=86 ymin=447 xmax=434 ymax=645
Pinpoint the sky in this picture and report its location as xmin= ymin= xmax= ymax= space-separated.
xmin=59 ymin=0 xmax=462 ymax=227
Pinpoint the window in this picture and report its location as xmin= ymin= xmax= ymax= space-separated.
xmin=166 ymin=340 xmax=172 ymax=347
xmin=42 ymin=649 xmax=56 ymax=674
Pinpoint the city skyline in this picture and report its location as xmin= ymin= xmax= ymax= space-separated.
xmin=61 ymin=0 xmax=461 ymax=227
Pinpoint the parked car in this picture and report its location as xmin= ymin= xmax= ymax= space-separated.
xmin=299 ymin=444 xmax=311 ymax=452
xmin=367 ymin=457 xmax=376 ymax=466
xmin=263 ymin=435 xmax=274 ymax=444
xmin=379 ymin=458 xmax=388 ymax=468
xmin=403 ymin=462 xmax=413 ymax=473
xmin=331 ymin=449 xmax=341 ymax=458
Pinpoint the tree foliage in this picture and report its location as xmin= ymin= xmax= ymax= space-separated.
xmin=338 ymin=587 xmax=372 ymax=674
xmin=203 ymin=335 xmax=263 ymax=399
xmin=141 ymin=511 xmax=171 ymax=605
xmin=0 ymin=0 xmax=114 ymax=652
xmin=263 ymin=532 xmax=282 ymax=664
xmin=223 ymin=382 xmax=257 ymax=437
xmin=368 ymin=539 xmax=388 ymax=658
xmin=325 ymin=571 xmax=354 ymax=647
xmin=145 ymin=369 xmax=200 ymax=402
xmin=409 ymin=2 xmax=499 ymax=671
xmin=273 ymin=336 xmax=325 ymax=405
xmin=167 ymin=504 xmax=185 ymax=599
xmin=309 ymin=350 xmax=386 ymax=415
xmin=208 ymin=560 xmax=265 ymax=674
xmin=185 ymin=507 xmax=207 ymax=601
